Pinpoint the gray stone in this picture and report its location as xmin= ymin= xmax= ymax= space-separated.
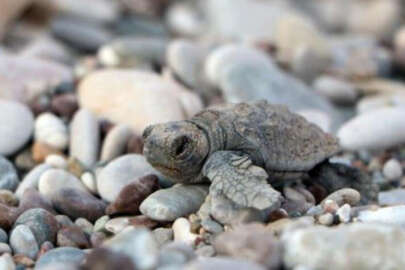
xmin=0 ymin=156 xmax=19 ymax=191
xmin=10 ymin=225 xmax=39 ymax=259
xmin=282 ymin=223 xmax=405 ymax=270
xmin=0 ymin=100 xmax=34 ymax=156
xmin=0 ymin=228 xmax=7 ymax=243
xmin=14 ymin=208 xmax=58 ymax=245
xmin=35 ymin=247 xmax=85 ymax=269
xmin=97 ymin=154 xmax=160 ymax=202
xmin=15 ymin=164 xmax=51 ymax=199
xmin=184 ymin=257 xmax=266 ymax=270
xmin=140 ymin=184 xmax=209 ymax=221
xmin=70 ymin=108 xmax=100 ymax=168
xmin=103 ymin=227 xmax=158 ymax=270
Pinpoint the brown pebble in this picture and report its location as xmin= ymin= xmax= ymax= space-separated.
xmin=126 ymin=134 xmax=144 ymax=154
xmin=32 ymin=141 xmax=62 ymax=163
xmin=106 ymin=174 xmax=159 ymax=216
xmin=19 ymin=188 xmax=56 ymax=214
xmin=37 ymin=241 xmax=54 ymax=259
xmin=52 ymin=188 xmax=107 ymax=222
xmin=13 ymin=254 xmax=35 ymax=267
xmin=29 ymin=94 xmax=51 ymax=116
xmin=128 ymin=215 xmax=158 ymax=229
xmin=51 ymin=93 xmax=79 ymax=119
xmin=0 ymin=204 xmax=20 ymax=230
xmin=0 ymin=190 xmax=18 ymax=206
xmin=57 ymin=225 xmax=90 ymax=249
xmin=81 ymin=248 xmax=136 ymax=270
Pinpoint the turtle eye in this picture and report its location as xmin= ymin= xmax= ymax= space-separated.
xmin=173 ymin=135 xmax=190 ymax=157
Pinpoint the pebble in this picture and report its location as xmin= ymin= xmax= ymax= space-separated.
xmin=55 ymin=215 xmax=74 ymax=228
xmin=38 ymin=169 xmax=89 ymax=200
xmin=97 ymin=154 xmax=160 ymax=202
xmin=45 ymin=154 xmax=67 ymax=169
xmin=19 ymin=188 xmax=56 ymax=214
xmin=336 ymin=204 xmax=351 ymax=223
xmin=14 ymin=208 xmax=58 ymax=246
xmin=75 ymin=218 xmax=93 ymax=235
xmin=282 ymin=223 xmax=405 ymax=270
xmin=317 ymin=213 xmax=334 ymax=226
xmin=103 ymin=227 xmax=159 ymax=270
xmin=337 ymin=107 xmax=405 ymax=150
xmin=0 ymin=204 xmax=19 ymax=230
xmin=0 ymin=243 xmax=11 ymax=254
xmin=0 ymin=156 xmax=19 ymax=191
xmin=0 ymin=253 xmax=15 ymax=270
xmin=321 ymin=188 xmax=361 ymax=207
xmin=50 ymin=93 xmax=78 ymax=119
xmin=357 ymin=206 xmax=405 ymax=228
xmin=105 ymin=216 xmax=158 ymax=234
xmin=313 ymin=76 xmax=358 ymax=105
xmin=0 ymin=100 xmax=34 ymax=156
xmin=80 ymin=172 xmax=97 ymax=194
xmin=213 ymin=223 xmax=281 ymax=269
xmin=37 ymin=241 xmax=54 ymax=259
xmin=158 ymin=242 xmax=196 ymax=267
xmin=15 ymin=164 xmax=51 ymax=199
xmin=81 ymin=247 xmax=136 ymax=270
xmin=20 ymin=36 xmax=72 ymax=64
xmin=34 ymin=113 xmax=68 ymax=150
xmin=98 ymin=37 xmax=167 ymax=68
xmin=78 ymin=69 xmax=201 ymax=134
xmin=196 ymin=245 xmax=216 ymax=257
xmin=35 ymin=247 xmax=85 ymax=269
xmin=356 ymin=93 xmax=405 ymax=114
xmin=10 ymin=225 xmax=39 ymax=259
xmin=152 ymin=228 xmax=173 ymax=247
xmin=106 ymin=174 xmax=159 ymax=215
xmin=0 ymin=228 xmax=7 ymax=243
xmin=94 ymin=216 xmax=110 ymax=232
xmin=140 ymin=184 xmax=209 ymax=221
xmin=382 ymin=158 xmax=403 ymax=181
xmin=51 ymin=188 xmax=106 ymax=222
xmin=378 ymin=189 xmax=405 ymax=205
xmin=70 ymin=108 xmax=100 ymax=168
xmin=57 ymin=226 xmax=90 ymax=249
xmin=100 ymin=124 xmax=133 ymax=162
xmin=14 ymin=148 xmax=36 ymax=171
xmin=126 ymin=134 xmax=144 ymax=154
xmin=172 ymin=218 xmax=199 ymax=246
xmin=184 ymin=257 xmax=266 ymax=270
xmin=32 ymin=141 xmax=62 ymax=163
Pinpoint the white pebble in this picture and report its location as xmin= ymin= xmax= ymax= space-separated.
xmin=172 ymin=218 xmax=198 ymax=246
xmin=383 ymin=158 xmax=403 ymax=181
xmin=336 ymin=204 xmax=351 ymax=223
xmin=81 ymin=172 xmax=97 ymax=194
xmin=318 ymin=213 xmax=334 ymax=226
xmin=45 ymin=154 xmax=67 ymax=169
xmin=0 ymin=253 xmax=15 ymax=270
xmin=34 ymin=112 xmax=69 ymax=150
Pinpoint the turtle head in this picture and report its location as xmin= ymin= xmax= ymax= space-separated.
xmin=142 ymin=121 xmax=209 ymax=183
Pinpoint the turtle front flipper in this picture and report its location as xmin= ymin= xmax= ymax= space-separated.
xmin=202 ymin=151 xmax=283 ymax=212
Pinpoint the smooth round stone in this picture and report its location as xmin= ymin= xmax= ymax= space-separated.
xmin=0 ymin=55 xmax=73 ymax=104
xmin=80 ymin=172 xmax=97 ymax=194
xmin=0 ymin=243 xmax=11 ymax=254
xmin=337 ymin=107 xmax=405 ymax=150
xmin=184 ymin=257 xmax=266 ymax=270
xmin=10 ymin=225 xmax=39 ymax=259
xmin=0 ymin=100 xmax=34 ymax=156
xmin=0 ymin=156 xmax=19 ymax=191
xmin=38 ymin=169 xmax=89 ymax=200
xmin=383 ymin=159 xmax=403 ymax=181
xmin=14 ymin=208 xmax=58 ymax=246
xmin=0 ymin=253 xmax=15 ymax=270
xmin=100 ymin=124 xmax=133 ymax=162
xmin=103 ymin=227 xmax=158 ymax=270
xmin=57 ymin=225 xmax=90 ymax=249
xmin=35 ymin=247 xmax=85 ymax=269
xmin=172 ymin=218 xmax=198 ymax=246
xmin=166 ymin=39 xmax=208 ymax=88
xmin=313 ymin=76 xmax=358 ymax=105
xmin=98 ymin=37 xmax=167 ymax=68
xmin=70 ymin=108 xmax=100 ymax=168
xmin=15 ymin=164 xmax=51 ymax=199
xmin=282 ymin=223 xmax=405 ymax=270
xmin=45 ymin=155 xmax=67 ymax=169
xmin=0 ymin=228 xmax=7 ymax=243
xmin=97 ymin=154 xmax=160 ymax=202
xmin=78 ymin=69 xmax=201 ymax=134
xmin=34 ymin=113 xmax=68 ymax=150
xmin=51 ymin=188 xmax=106 ymax=222
xmin=140 ymin=184 xmax=209 ymax=222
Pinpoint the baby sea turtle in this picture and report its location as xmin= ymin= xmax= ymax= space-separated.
xmin=143 ymin=100 xmax=374 ymax=216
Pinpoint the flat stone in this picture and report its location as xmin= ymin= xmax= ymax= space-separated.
xmin=10 ymin=225 xmax=39 ymax=259
xmin=34 ymin=113 xmax=68 ymax=150
xmin=70 ymin=108 xmax=100 ymax=168
xmin=15 ymin=164 xmax=51 ymax=199
xmin=282 ymin=223 xmax=405 ymax=270
xmin=140 ymin=184 xmax=209 ymax=221
xmin=100 ymin=124 xmax=133 ymax=162
xmin=103 ymin=227 xmax=158 ymax=270
xmin=97 ymin=154 xmax=160 ymax=202
xmin=52 ymin=188 xmax=106 ymax=222
xmin=184 ymin=257 xmax=266 ymax=270
xmin=38 ymin=168 xmax=89 ymax=200
xmin=337 ymin=107 xmax=405 ymax=150
xmin=0 ymin=100 xmax=34 ymax=156
xmin=0 ymin=156 xmax=19 ymax=191
xmin=14 ymin=208 xmax=58 ymax=246
xmin=35 ymin=247 xmax=85 ymax=269
xmin=78 ymin=69 xmax=202 ymax=134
